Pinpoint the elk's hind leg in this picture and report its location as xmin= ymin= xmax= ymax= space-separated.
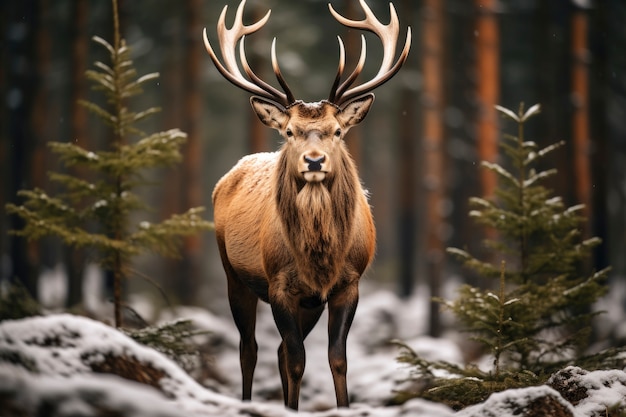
xmin=226 ymin=272 xmax=259 ymax=401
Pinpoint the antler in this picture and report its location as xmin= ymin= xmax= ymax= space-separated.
xmin=328 ymin=0 xmax=412 ymax=106
xmin=203 ymin=0 xmax=295 ymax=107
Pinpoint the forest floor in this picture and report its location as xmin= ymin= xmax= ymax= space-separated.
xmin=1 ymin=283 xmax=625 ymax=416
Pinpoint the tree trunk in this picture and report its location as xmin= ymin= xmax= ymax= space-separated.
xmin=422 ymin=0 xmax=446 ymax=337
xmin=66 ymin=0 xmax=90 ymax=308
xmin=588 ymin=0 xmax=609 ymax=270
xmin=161 ymin=5 xmax=184 ymax=304
xmin=475 ymin=0 xmax=500 ymax=199
xmin=0 ymin=1 xmax=7 ymax=278
xmin=5 ymin=0 xmax=40 ymax=297
xmin=570 ymin=5 xmax=592 ymax=238
xmin=397 ymin=0 xmax=417 ymax=299
xmin=179 ymin=0 xmax=203 ymax=305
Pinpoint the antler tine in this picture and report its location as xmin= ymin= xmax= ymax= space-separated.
xmin=328 ymin=36 xmax=346 ymax=103
xmin=238 ymin=36 xmax=289 ymax=102
xmin=239 ymin=37 xmax=296 ymax=105
xmin=330 ymin=34 xmax=367 ymax=102
xmin=271 ymin=39 xmax=296 ymax=104
xmin=203 ymin=0 xmax=294 ymax=106
xmin=328 ymin=0 xmax=412 ymax=106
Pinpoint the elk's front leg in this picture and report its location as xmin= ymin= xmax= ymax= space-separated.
xmin=328 ymin=282 xmax=359 ymax=407
xmin=270 ymin=294 xmax=305 ymax=410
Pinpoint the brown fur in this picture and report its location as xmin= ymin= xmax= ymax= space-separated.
xmin=214 ymin=99 xmax=375 ymax=300
xmin=212 ymin=97 xmax=376 ymax=409
xmin=274 ymin=138 xmax=365 ymax=296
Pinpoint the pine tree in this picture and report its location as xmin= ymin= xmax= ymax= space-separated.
xmin=6 ymin=0 xmax=213 ymax=328
xmin=396 ymin=103 xmax=613 ymax=409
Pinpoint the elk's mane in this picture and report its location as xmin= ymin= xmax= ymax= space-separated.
xmin=275 ymin=143 xmax=360 ymax=297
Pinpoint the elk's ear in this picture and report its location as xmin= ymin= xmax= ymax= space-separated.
xmin=336 ymin=94 xmax=375 ymax=128
xmin=250 ymin=97 xmax=289 ymax=130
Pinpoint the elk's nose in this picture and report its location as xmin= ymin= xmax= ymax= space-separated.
xmin=304 ymin=155 xmax=325 ymax=172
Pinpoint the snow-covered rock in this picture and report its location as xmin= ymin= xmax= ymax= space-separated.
xmin=548 ymin=366 xmax=626 ymax=417
xmin=0 ymin=313 xmax=453 ymax=417
xmin=457 ymin=386 xmax=575 ymax=417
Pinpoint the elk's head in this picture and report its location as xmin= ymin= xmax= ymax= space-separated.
xmin=250 ymin=96 xmax=373 ymax=183
xmin=203 ymin=0 xmax=411 ymax=183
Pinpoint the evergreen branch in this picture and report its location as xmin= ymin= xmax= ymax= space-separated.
xmin=47 ymin=173 xmax=101 ymax=202
xmin=130 ymin=107 xmax=161 ymax=125
xmin=78 ymin=100 xmax=117 ymax=126
xmin=122 ymin=72 xmax=159 ymax=97
xmin=124 ymin=319 xmax=210 ymax=371
xmin=519 ymin=103 xmax=541 ymax=122
xmin=495 ymin=105 xmax=520 ymax=122
xmin=525 ymin=141 xmax=564 ymax=165
xmin=446 ymin=247 xmax=471 ymax=260
xmin=579 ymin=236 xmax=602 ymax=249
xmin=7 ymin=190 xmax=80 ymax=230
xmin=129 ymin=207 xmax=214 ymax=258
xmin=117 ymin=42 xmax=130 ymax=57
xmin=118 ymin=129 xmax=188 ymax=170
xmin=84 ymin=69 xmax=115 ymax=94
xmin=92 ymin=35 xmax=115 ymax=55
xmin=94 ymin=61 xmax=114 ymax=76
xmin=537 ymin=141 xmax=565 ymax=157
xmin=523 ymin=168 xmax=557 ymax=187
xmin=468 ymin=196 xmax=493 ymax=209
xmin=7 ymin=201 xmax=133 ymax=256
xmin=481 ymin=161 xmax=519 ymax=187
xmin=563 ymin=268 xmax=610 ymax=297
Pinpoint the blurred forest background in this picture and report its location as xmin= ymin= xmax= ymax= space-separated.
xmin=2 ymin=0 xmax=625 ymax=337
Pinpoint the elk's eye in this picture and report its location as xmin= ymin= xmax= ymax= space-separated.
xmin=286 ymin=129 xmax=293 ymax=138
xmin=334 ymin=128 xmax=342 ymax=137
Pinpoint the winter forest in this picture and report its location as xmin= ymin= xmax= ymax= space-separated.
xmin=2 ymin=0 xmax=626 ymax=416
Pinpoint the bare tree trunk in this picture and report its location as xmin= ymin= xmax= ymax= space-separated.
xmin=473 ymin=0 xmax=500 ymax=264
xmin=0 ymin=0 xmax=7 ymax=281
xmin=588 ymin=0 xmax=609 ymax=270
xmin=571 ymin=5 xmax=592 ymax=237
xmin=397 ymin=94 xmax=417 ymax=299
xmin=475 ymin=0 xmax=500 ymax=200
xmin=31 ymin=0 xmax=50 ymax=195
xmin=179 ymin=0 xmax=204 ymax=305
xmin=422 ymin=0 xmax=446 ymax=337
xmin=66 ymin=0 xmax=89 ymax=307
xmin=161 ymin=6 xmax=184 ymax=303
xmin=397 ymin=0 xmax=417 ymax=299
xmin=5 ymin=0 xmax=40 ymax=297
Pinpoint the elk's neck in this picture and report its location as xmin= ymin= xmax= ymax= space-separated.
xmin=275 ymin=152 xmax=359 ymax=297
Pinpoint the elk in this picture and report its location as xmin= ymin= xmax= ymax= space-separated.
xmin=203 ymin=0 xmax=410 ymax=410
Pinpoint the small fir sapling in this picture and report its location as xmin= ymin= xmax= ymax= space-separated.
xmin=395 ymin=103 xmax=612 ymax=409
xmin=6 ymin=0 xmax=213 ymax=328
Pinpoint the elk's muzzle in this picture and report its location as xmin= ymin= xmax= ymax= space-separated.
xmin=301 ymin=153 xmax=328 ymax=182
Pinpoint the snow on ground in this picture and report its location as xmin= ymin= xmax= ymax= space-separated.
xmin=157 ymin=286 xmax=462 ymax=411
xmin=0 ymin=305 xmax=455 ymax=417
xmin=1 ymin=287 xmax=625 ymax=416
